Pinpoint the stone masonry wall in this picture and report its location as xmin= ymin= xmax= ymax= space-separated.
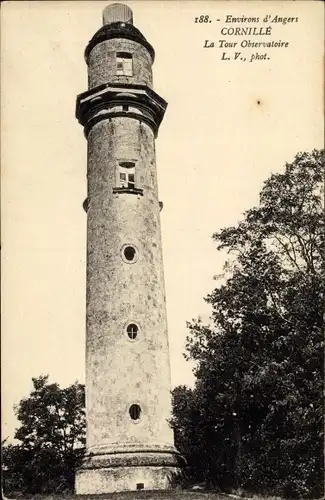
xmin=88 ymin=39 xmax=153 ymax=89
xmin=85 ymin=115 xmax=174 ymax=453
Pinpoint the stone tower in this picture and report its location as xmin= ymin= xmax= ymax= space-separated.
xmin=75 ymin=3 xmax=182 ymax=494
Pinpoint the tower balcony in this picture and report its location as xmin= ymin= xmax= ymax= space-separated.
xmin=76 ymin=83 xmax=167 ymax=138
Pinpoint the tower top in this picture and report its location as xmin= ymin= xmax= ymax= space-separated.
xmin=84 ymin=2 xmax=155 ymax=64
xmin=102 ymin=3 xmax=133 ymax=26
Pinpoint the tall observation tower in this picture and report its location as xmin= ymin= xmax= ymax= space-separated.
xmin=75 ymin=3 xmax=182 ymax=494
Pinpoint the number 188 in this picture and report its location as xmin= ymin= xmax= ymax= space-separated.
xmin=194 ymin=15 xmax=210 ymax=23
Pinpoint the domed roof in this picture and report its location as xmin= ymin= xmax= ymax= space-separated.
xmin=85 ymin=21 xmax=155 ymax=64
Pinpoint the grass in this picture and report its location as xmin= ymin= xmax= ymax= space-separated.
xmin=3 ymin=491 xmax=288 ymax=500
xmin=5 ymin=492 xmax=231 ymax=500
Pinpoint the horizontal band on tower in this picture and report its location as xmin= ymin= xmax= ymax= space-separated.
xmin=87 ymin=442 xmax=181 ymax=456
xmin=76 ymin=82 xmax=167 ymax=114
xmin=80 ymin=451 xmax=185 ymax=470
xmin=76 ymin=83 xmax=167 ymax=138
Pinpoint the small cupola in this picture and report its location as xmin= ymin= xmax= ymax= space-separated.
xmin=102 ymin=3 xmax=134 ymax=25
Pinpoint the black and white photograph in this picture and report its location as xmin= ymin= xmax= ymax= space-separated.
xmin=1 ymin=1 xmax=324 ymax=499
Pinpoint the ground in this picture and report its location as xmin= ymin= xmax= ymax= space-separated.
xmin=5 ymin=491 xmax=284 ymax=500
xmin=6 ymin=492 xmax=225 ymax=500
xmin=6 ymin=493 xmax=227 ymax=500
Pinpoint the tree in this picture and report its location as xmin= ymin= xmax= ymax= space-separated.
xmin=171 ymin=385 xmax=208 ymax=485
xmin=2 ymin=376 xmax=86 ymax=494
xmin=172 ymin=150 xmax=324 ymax=498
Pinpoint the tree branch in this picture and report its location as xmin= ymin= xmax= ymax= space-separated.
xmin=273 ymin=235 xmax=302 ymax=272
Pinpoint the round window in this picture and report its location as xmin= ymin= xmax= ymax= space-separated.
xmin=129 ymin=404 xmax=141 ymax=421
xmin=127 ymin=323 xmax=139 ymax=340
xmin=121 ymin=244 xmax=138 ymax=263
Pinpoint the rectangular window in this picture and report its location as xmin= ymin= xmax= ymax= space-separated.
xmin=116 ymin=52 xmax=133 ymax=76
xmin=119 ymin=162 xmax=135 ymax=189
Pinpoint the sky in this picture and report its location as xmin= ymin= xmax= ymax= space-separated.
xmin=1 ymin=0 xmax=324 ymax=441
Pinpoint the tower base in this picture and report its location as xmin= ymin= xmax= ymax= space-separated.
xmin=75 ymin=465 xmax=180 ymax=494
xmin=75 ymin=447 xmax=183 ymax=494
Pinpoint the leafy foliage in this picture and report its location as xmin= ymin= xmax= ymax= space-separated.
xmin=2 ymin=376 xmax=86 ymax=494
xmin=172 ymin=150 xmax=324 ymax=498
